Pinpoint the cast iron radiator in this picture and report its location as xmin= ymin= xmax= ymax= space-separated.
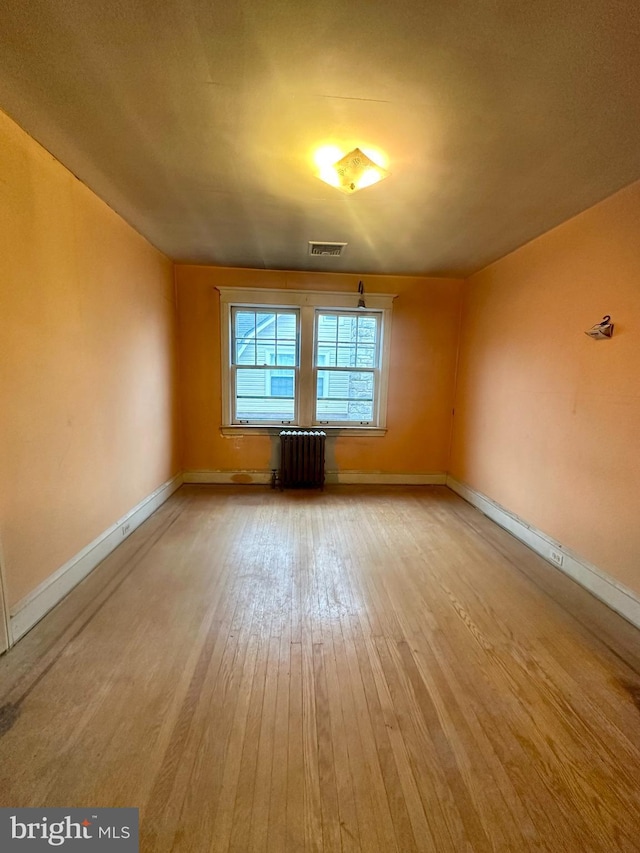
xmin=279 ymin=430 xmax=326 ymax=489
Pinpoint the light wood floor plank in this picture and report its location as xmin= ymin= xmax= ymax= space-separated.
xmin=285 ymin=640 xmax=305 ymax=853
xmin=266 ymin=631 xmax=290 ymax=853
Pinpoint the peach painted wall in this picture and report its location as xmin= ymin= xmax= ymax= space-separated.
xmin=176 ymin=266 xmax=463 ymax=477
xmin=450 ymin=179 xmax=640 ymax=593
xmin=0 ymin=109 xmax=180 ymax=608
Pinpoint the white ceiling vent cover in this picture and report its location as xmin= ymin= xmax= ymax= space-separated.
xmin=308 ymin=241 xmax=347 ymax=257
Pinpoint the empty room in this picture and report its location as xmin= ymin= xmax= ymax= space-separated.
xmin=1 ymin=1 xmax=639 ymax=851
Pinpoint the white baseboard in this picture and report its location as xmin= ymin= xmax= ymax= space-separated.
xmin=184 ymin=470 xmax=273 ymax=485
xmin=9 ymin=473 xmax=183 ymax=644
xmin=0 ymin=537 xmax=10 ymax=654
xmin=184 ymin=469 xmax=447 ymax=486
xmin=326 ymin=471 xmax=447 ymax=485
xmin=446 ymin=476 xmax=640 ymax=630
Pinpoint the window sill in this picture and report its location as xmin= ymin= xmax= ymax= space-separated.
xmin=220 ymin=425 xmax=387 ymax=438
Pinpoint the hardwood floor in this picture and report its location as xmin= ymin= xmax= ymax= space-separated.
xmin=1 ymin=485 xmax=640 ymax=851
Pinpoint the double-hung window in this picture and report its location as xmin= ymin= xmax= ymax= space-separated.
xmin=231 ymin=307 xmax=299 ymax=424
xmin=315 ymin=311 xmax=380 ymax=424
xmin=219 ymin=288 xmax=395 ymax=434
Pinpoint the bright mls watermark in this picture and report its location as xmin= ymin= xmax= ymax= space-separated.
xmin=0 ymin=809 xmax=138 ymax=850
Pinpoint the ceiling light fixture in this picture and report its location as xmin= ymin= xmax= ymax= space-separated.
xmin=317 ymin=147 xmax=389 ymax=194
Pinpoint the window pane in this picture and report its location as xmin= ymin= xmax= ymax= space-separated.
xmin=357 ymin=316 xmax=378 ymax=343
xmin=336 ymin=344 xmax=357 ymax=367
xmin=274 ymin=345 xmax=296 ymax=366
xmin=276 ymin=313 xmax=297 ymax=339
xmin=317 ymin=343 xmax=336 ymax=365
xmin=317 ymin=314 xmax=337 ymax=342
xmin=315 ymin=370 xmax=374 ymax=422
xmin=234 ymin=311 xmax=257 ymax=364
xmin=356 ymin=345 xmax=376 ymax=367
xmin=236 ymin=341 xmax=257 ymax=364
xmin=235 ymin=310 xmax=256 ymax=338
xmin=256 ymin=312 xmax=274 ymax=335
xmin=235 ymin=368 xmax=295 ymax=420
xmin=337 ymin=315 xmax=357 ymax=342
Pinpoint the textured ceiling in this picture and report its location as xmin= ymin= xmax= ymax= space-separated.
xmin=1 ymin=0 xmax=640 ymax=276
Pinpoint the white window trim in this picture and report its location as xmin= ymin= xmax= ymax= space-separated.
xmin=218 ymin=287 xmax=397 ymax=436
xmin=230 ymin=305 xmax=300 ymax=426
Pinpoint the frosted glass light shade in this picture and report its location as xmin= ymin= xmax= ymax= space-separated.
xmin=319 ymin=148 xmax=389 ymax=194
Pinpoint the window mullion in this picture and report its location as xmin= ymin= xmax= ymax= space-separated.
xmin=298 ymin=306 xmax=314 ymax=426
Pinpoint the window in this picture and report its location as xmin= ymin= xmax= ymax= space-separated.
xmin=231 ymin=308 xmax=298 ymax=423
xmin=219 ymin=288 xmax=395 ymax=434
xmin=315 ymin=311 xmax=380 ymax=424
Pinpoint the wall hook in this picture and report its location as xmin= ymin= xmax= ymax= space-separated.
xmin=585 ymin=315 xmax=614 ymax=339
xmin=357 ymin=280 xmax=366 ymax=309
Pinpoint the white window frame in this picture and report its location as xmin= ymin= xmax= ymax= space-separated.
xmin=313 ymin=309 xmax=382 ymax=427
xmin=230 ymin=306 xmax=300 ymax=426
xmin=218 ymin=288 xmax=396 ymax=436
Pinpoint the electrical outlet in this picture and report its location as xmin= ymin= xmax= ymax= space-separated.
xmin=122 ymin=523 xmax=131 ymax=537
xmin=550 ymin=549 xmax=564 ymax=567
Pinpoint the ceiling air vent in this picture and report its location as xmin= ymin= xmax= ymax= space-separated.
xmin=308 ymin=241 xmax=347 ymax=257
